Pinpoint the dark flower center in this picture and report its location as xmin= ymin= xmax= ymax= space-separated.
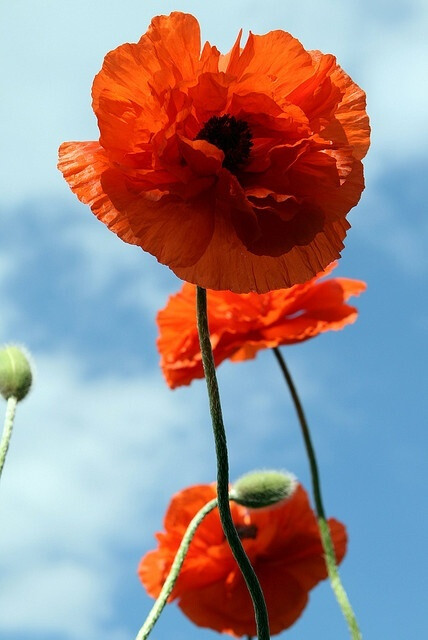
xmin=235 ymin=523 xmax=258 ymax=540
xmin=195 ymin=114 xmax=253 ymax=173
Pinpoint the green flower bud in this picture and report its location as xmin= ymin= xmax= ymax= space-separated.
xmin=0 ymin=345 xmax=33 ymax=401
xmin=230 ymin=470 xmax=297 ymax=509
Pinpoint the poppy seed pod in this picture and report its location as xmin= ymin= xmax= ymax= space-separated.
xmin=230 ymin=470 xmax=297 ymax=508
xmin=0 ymin=345 xmax=33 ymax=401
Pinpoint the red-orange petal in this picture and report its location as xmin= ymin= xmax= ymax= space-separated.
xmin=227 ymin=30 xmax=314 ymax=97
xmin=309 ymin=51 xmax=370 ymax=161
xmin=58 ymin=141 xmax=141 ymax=245
xmin=172 ymin=216 xmax=349 ymax=293
xmin=99 ymin=169 xmax=216 ymax=269
xmin=157 ymin=263 xmax=365 ymax=388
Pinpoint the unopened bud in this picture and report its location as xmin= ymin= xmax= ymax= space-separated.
xmin=0 ymin=345 xmax=33 ymax=401
xmin=230 ymin=470 xmax=297 ymax=509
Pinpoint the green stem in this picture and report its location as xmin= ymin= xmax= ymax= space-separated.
xmin=196 ymin=286 xmax=270 ymax=640
xmin=135 ymin=497 xmax=218 ymax=640
xmin=318 ymin=518 xmax=362 ymax=639
xmin=0 ymin=396 xmax=18 ymax=480
xmin=272 ymin=347 xmax=362 ymax=640
xmin=272 ymin=348 xmax=325 ymax=517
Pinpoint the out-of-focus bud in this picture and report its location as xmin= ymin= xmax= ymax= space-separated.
xmin=0 ymin=345 xmax=33 ymax=401
xmin=230 ymin=469 xmax=297 ymax=509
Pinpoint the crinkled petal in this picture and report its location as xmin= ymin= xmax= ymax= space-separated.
xmin=227 ymin=30 xmax=314 ymax=98
xmin=172 ymin=206 xmax=349 ymax=292
xmin=58 ymin=141 xmax=141 ymax=244
xmin=138 ymin=484 xmax=242 ymax=597
xmin=144 ymin=12 xmax=202 ymax=81
xmin=188 ymin=71 xmax=230 ymax=122
xmin=286 ymin=53 xmax=343 ymax=122
xmin=310 ymin=51 xmax=370 ymax=161
xmin=92 ymin=42 xmax=168 ymax=154
xmin=100 ymin=169 xmax=215 ymax=268
xmin=157 ymin=262 xmax=365 ymax=387
xmin=178 ymin=137 xmax=224 ymax=176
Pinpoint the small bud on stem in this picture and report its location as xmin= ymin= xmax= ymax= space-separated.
xmin=230 ymin=470 xmax=297 ymax=509
xmin=0 ymin=345 xmax=33 ymax=481
xmin=0 ymin=345 xmax=33 ymax=402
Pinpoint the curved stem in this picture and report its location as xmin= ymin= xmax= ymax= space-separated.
xmin=272 ymin=348 xmax=325 ymax=517
xmin=0 ymin=396 xmax=18 ymax=480
xmin=135 ymin=497 xmax=218 ymax=640
xmin=318 ymin=518 xmax=362 ymax=639
xmin=196 ymin=287 xmax=270 ymax=640
xmin=272 ymin=347 xmax=362 ymax=640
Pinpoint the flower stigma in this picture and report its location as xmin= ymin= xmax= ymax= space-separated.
xmin=195 ymin=114 xmax=253 ymax=173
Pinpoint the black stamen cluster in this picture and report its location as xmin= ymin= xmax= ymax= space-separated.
xmin=195 ymin=114 xmax=253 ymax=173
xmin=235 ymin=524 xmax=258 ymax=540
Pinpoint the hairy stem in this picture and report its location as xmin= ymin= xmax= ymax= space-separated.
xmin=135 ymin=498 xmax=218 ymax=640
xmin=197 ymin=286 xmax=270 ymax=640
xmin=0 ymin=396 xmax=18 ymax=480
xmin=272 ymin=347 xmax=362 ymax=640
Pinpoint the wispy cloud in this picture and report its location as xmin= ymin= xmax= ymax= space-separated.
xmin=0 ymin=350 xmax=212 ymax=638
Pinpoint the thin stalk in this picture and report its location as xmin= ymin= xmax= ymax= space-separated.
xmin=272 ymin=348 xmax=325 ymax=517
xmin=0 ymin=396 xmax=18 ymax=480
xmin=135 ymin=497 xmax=218 ymax=640
xmin=196 ymin=286 xmax=270 ymax=640
xmin=272 ymin=347 xmax=362 ymax=640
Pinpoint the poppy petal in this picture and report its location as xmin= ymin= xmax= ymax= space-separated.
xmin=99 ymin=169 xmax=216 ymax=269
xmin=157 ymin=262 xmax=365 ymax=388
xmin=172 ymin=216 xmax=349 ymax=293
xmin=58 ymin=141 xmax=141 ymax=244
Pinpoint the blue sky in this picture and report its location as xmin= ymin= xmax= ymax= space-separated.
xmin=0 ymin=1 xmax=427 ymax=639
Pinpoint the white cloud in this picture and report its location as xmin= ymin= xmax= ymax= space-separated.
xmin=354 ymin=181 xmax=428 ymax=275
xmin=59 ymin=215 xmax=179 ymax=316
xmin=0 ymin=351 xmax=213 ymax=638
xmin=0 ymin=562 xmax=112 ymax=637
xmin=0 ymin=253 xmax=18 ymax=336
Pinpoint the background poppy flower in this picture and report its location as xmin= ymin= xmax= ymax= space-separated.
xmin=157 ymin=262 xmax=366 ymax=388
xmin=138 ymin=482 xmax=347 ymax=636
xmin=58 ymin=12 xmax=370 ymax=293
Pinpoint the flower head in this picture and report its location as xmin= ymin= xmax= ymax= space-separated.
xmin=138 ymin=482 xmax=347 ymax=636
xmin=157 ymin=262 xmax=366 ymax=388
xmin=58 ymin=12 xmax=369 ymax=293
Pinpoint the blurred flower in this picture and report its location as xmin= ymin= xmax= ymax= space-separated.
xmin=138 ymin=482 xmax=347 ymax=636
xmin=157 ymin=262 xmax=366 ymax=388
xmin=58 ymin=12 xmax=369 ymax=293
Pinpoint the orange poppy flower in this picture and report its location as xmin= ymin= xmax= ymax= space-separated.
xmin=58 ymin=12 xmax=369 ymax=293
xmin=157 ymin=262 xmax=366 ymax=388
xmin=138 ymin=482 xmax=347 ymax=636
